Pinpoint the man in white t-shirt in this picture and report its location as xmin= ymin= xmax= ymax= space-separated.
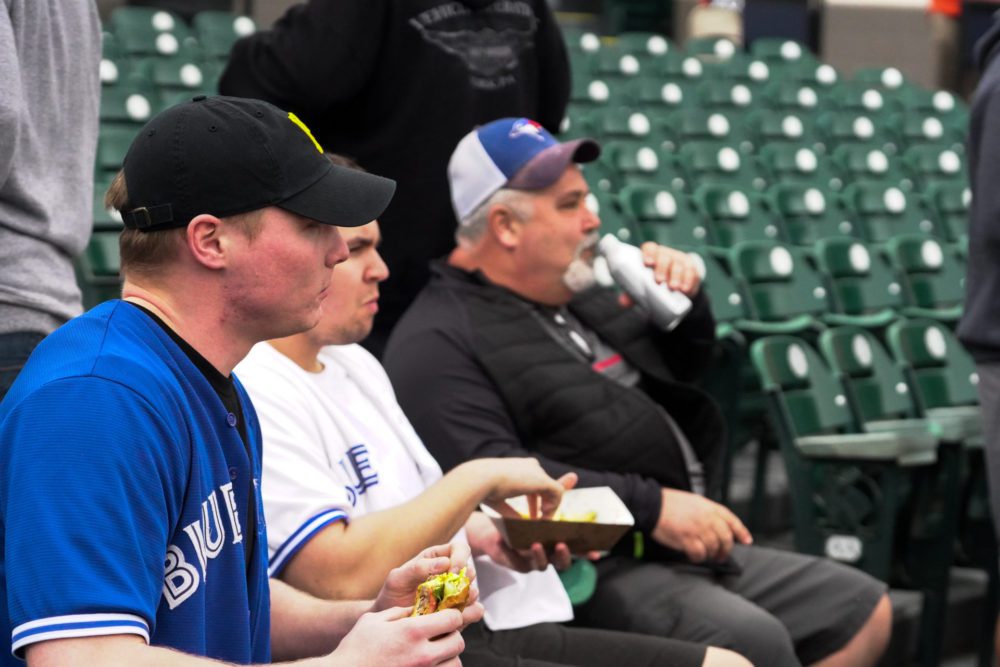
xmin=235 ymin=158 xmax=750 ymax=667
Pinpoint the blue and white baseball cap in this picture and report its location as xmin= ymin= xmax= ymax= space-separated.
xmin=448 ymin=117 xmax=600 ymax=222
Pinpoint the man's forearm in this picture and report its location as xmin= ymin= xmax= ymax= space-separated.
xmin=281 ymin=460 xmax=497 ymax=600
xmin=270 ymin=578 xmax=372 ymax=661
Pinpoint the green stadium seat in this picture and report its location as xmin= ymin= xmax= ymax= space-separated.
xmin=831 ymin=82 xmax=901 ymax=117
xmin=719 ymin=56 xmax=776 ymax=87
xmin=728 ymin=241 xmax=831 ymax=333
xmin=132 ymin=56 xmax=209 ymax=93
xmin=767 ymin=184 xmax=861 ymax=246
xmin=100 ymin=85 xmax=160 ymax=127
xmin=750 ymin=38 xmax=812 ymax=65
xmin=559 ymin=107 xmax=594 ymax=141
xmin=685 ymin=36 xmax=741 ymax=62
xmin=628 ymin=79 xmax=694 ymax=111
xmin=852 ymin=67 xmax=912 ymax=92
xmin=842 ymin=182 xmax=941 ymax=243
xmin=101 ymin=30 xmax=123 ymax=60
xmin=755 ymin=330 xmax=959 ymax=666
xmin=96 ymin=126 xmax=140 ymax=175
xmin=885 ymin=234 xmax=965 ymax=323
xmin=110 ymin=13 xmax=200 ymax=59
xmin=99 ymin=54 xmax=133 ymax=87
xmin=646 ymin=52 xmax=708 ymax=82
xmin=612 ymin=32 xmax=675 ymax=58
xmin=816 ymin=111 xmax=896 ymax=154
xmin=619 ymin=185 xmax=712 ymax=247
xmin=831 ymin=145 xmax=912 ymax=189
xmin=785 ymin=61 xmax=842 ymax=90
xmin=680 ymin=141 xmax=769 ymax=192
xmin=694 ymin=80 xmax=759 ymax=112
xmin=902 ymin=144 xmax=968 ymax=188
xmin=684 ymin=247 xmax=748 ymax=327
xmin=586 ymin=107 xmax=658 ymax=143
xmin=667 ymin=109 xmax=750 ymax=152
xmin=193 ymin=11 xmax=256 ymax=60
xmin=897 ymin=87 xmax=967 ymax=120
xmin=569 ymin=76 xmax=632 ymax=108
xmin=744 ymin=110 xmax=821 ymax=152
xmin=75 ymin=232 xmax=123 ymax=309
xmin=761 ymin=81 xmax=833 ymax=113
xmin=751 ymin=334 xmax=934 ymax=577
xmin=562 ymin=29 xmax=604 ymax=55
xmin=813 ymin=237 xmax=903 ymax=329
xmin=602 ymin=139 xmax=689 ymax=189
xmin=924 ymin=181 xmax=971 ymax=243
xmin=587 ymin=190 xmax=641 ymax=245
xmin=886 ymin=318 xmax=982 ymax=440
xmin=889 ymin=112 xmax=964 ymax=151
xmin=758 ymin=143 xmax=844 ymax=192
xmin=696 ymin=186 xmax=782 ymax=247
xmin=588 ymin=50 xmax=645 ymax=79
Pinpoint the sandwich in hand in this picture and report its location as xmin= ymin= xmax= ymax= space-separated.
xmin=411 ymin=567 xmax=470 ymax=616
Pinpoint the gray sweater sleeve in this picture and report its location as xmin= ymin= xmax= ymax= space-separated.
xmin=0 ymin=4 xmax=23 ymax=189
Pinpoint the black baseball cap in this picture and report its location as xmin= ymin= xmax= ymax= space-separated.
xmin=120 ymin=95 xmax=396 ymax=231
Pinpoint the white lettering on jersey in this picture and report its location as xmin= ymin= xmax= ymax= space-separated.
xmin=164 ymin=483 xmax=249 ymax=609
xmin=163 ymin=545 xmax=200 ymax=610
xmin=203 ymin=491 xmax=226 ymax=557
xmin=221 ymin=481 xmax=244 ymax=544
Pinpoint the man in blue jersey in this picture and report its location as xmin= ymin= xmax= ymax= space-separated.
xmin=0 ymin=96 xmax=483 ymax=666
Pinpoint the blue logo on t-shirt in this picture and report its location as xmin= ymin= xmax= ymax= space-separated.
xmin=339 ymin=444 xmax=379 ymax=507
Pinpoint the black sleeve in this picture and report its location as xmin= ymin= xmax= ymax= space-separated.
xmin=219 ymin=0 xmax=387 ymax=117
xmin=649 ymin=289 xmax=717 ymax=383
xmin=385 ymin=325 xmax=665 ymax=533
xmin=532 ymin=0 xmax=570 ymax=133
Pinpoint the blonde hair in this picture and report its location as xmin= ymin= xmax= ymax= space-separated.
xmin=105 ymin=169 xmax=263 ymax=279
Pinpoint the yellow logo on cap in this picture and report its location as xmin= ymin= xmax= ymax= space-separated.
xmin=288 ymin=113 xmax=323 ymax=153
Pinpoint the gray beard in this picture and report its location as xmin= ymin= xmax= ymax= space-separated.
xmin=562 ymin=257 xmax=597 ymax=293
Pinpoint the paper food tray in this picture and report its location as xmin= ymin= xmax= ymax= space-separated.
xmin=480 ymin=486 xmax=635 ymax=554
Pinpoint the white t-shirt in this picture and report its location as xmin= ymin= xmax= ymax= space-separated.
xmin=235 ymin=342 xmax=573 ymax=630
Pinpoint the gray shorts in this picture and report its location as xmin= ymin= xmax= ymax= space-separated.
xmin=577 ymin=544 xmax=887 ymax=667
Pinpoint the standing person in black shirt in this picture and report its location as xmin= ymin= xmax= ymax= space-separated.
xmin=219 ymin=0 xmax=570 ymax=354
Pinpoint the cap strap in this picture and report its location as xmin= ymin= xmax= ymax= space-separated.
xmin=123 ymin=204 xmax=175 ymax=230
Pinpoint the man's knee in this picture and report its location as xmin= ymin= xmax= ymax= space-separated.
xmin=714 ymin=608 xmax=796 ymax=667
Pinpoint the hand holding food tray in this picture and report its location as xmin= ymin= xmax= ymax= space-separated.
xmin=481 ymin=486 xmax=634 ymax=554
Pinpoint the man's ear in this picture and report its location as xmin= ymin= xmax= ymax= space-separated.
xmin=185 ymin=214 xmax=227 ymax=270
xmin=488 ymin=204 xmax=523 ymax=251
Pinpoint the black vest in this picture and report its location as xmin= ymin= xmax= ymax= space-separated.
xmin=461 ymin=281 xmax=725 ymax=495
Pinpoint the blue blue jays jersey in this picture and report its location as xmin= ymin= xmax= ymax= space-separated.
xmin=0 ymin=301 xmax=270 ymax=664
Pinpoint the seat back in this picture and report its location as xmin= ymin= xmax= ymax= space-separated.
xmin=820 ymin=326 xmax=915 ymax=422
xmin=902 ymin=145 xmax=968 ymax=189
xmin=843 ymin=182 xmax=940 ymax=243
xmin=695 ymin=186 xmax=782 ymax=247
xmin=924 ymin=181 xmax=970 ymax=243
xmin=757 ymin=143 xmax=844 ymax=192
xmin=886 ymin=318 xmax=979 ymax=410
xmin=831 ymin=145 xmax=910 ymax=188
xmin=729 ymin=241 xmax=830 ymax=321
xmin=886 ymin=234 xmax=965 ymax=312
xmin=751 ymin=335 xmax=854 ymax=437
xmin=680 ymin=141 xmax=768 ymax=191
xmin=683 ymin=248 xmax=747 ymax=323
xmin=619 ymin=185 xmax=711 ymax=246
xmin=768 ymin=184 xmax=860 ymax=245
xmin=814 ymin=237 xmax=903 ymax=315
